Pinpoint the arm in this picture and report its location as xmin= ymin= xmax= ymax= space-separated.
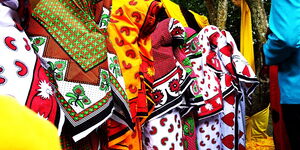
xmin=264 ymin=0 xmax=300 ymax=65
xmin=263 ymin=33 xmax=296 ymax=65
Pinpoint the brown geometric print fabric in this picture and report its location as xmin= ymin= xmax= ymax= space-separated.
xmin=33 ymin=0 xmax=108 ymax=71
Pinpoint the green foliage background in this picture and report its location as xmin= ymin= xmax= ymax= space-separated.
xmin=170 ymin=0 xmax=271 ymax=48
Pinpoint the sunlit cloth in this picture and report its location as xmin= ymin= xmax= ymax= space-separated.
xmin=218 ymin=28 xmax=258 ymax=150
xmin=196 ymin=114 xmax=222 ymax=149
xmin=216 ymin=28 xmax=257 ymax=150
xmin=28 ymin=0 xmax=129 ymax=143
xmin=142 ymin=17 xmax=195 ymax=150
xmin=246 ymin=137 xmax=275 ymax=150
xmin=0 ymin=1 xmax=37 ymax=104
xmin=246 ymin=105 xmax=275 ymax=150
xmin=33 ymin=0 xmax=108 ymax=72
xmin=92 ymin=0 xmax=112 ymax=28
xmin=180 ymin=28 xmax=201 ymax=150
xmin=0 ymin=95 xmax=61 ymax=150
xmin=189 ymin=10 xmax=210 ymax=30
xmin=108 ymin=0 xmax=162 ymax=119
xmin=246 ymin=106 xmax=270 ymax=141
xmin=189 ymin=26 xmax=258 ymax=150
xmin=143 ymin=110 xmax=183 ymax=150
xmin=0 ymin=1 xmax=63 ymax=127
xmin=160 ymin=0 xmax=187 ymax=27
xmin=181 ymin=27 xmax=223 ymax=150
xmin=160 ymin=0 xmax=209 ymax=32
xmin=107 ymin=0 xmax=162 ymax=149
xmin=105 ymin=119 xmax=133 ymax=149
xmin=240 ymin=0 xmax=255 ymax=71
xmin=178 ymin=27 xmax=204 ymax=107
xmin=216 ymin=28 xmax=258 ymax=148
xmin=148 ymin=18 xmax=195 ymax=120
xmin=184 ymin=27 xmax=224 ymax=119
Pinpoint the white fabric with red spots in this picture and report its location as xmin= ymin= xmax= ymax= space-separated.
xmin=0 ymin=2 xmax=38 ymax=104
xmin=143 ymin=110 xmax=184 ymax=150
xmin=190 ymin=25 xmax=258 ymax=150
xmin=0 ymin=1 xmax=64 ymax=134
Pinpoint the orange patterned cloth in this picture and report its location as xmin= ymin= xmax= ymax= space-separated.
xmin=107 ymin=0 xmax=162 ymax=149
xmin=108 ymin=0 xmax=162 ymax=119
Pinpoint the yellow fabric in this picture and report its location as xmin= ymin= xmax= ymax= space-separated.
xmin=246 ymin=137 xmax=275 ymax=150
xmin=108 ymin=130 xmax=133 ymax=149
xmin=108 ymin=0 xmax=153 ymax=102
xmin=107 ymin=1 xmax=161 ymax=149
xmin=246 ymin=105 xmax=275 ymax=150
xmin=0 ymin=95 xmax=61 ymax=150
xmin=189 ymin=10 xmax=210 ymax=28
xmin=240 ymin=0 xmax=255 ymax=71
xmin=231 ymin=0 xmax=241 ymax=6
xmin=161 ymin=0 xmax=188 ymax=27
xmin=161 ymin=0 xmax=209 ymax=28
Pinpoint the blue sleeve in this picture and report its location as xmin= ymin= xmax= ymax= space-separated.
xmin=263 ymin=33 xmax=296 ymax=65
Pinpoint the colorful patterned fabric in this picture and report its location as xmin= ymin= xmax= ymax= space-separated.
xmin=216 ymin=30 xmax=257 ymax=150
xmin=184 ymin=27 xmax=224 ymax=118
xmin=182 ymin=112 xmax=198 ymax=150
xmin=188 ymin=25 xmax=258 ymax=150
xmin=0 ymin=1 xmax=63 ymax=128
xmin=0 ymin=1 xmax=262 ymax=149
xmin=108 ymin=0 xmax=162 ymax=119
xmin=33 ymin=0 xmax=108 ymax=72
xmin=27 ymin=0 xmax=129 ymax=143
xmin=105 ymin=119 xmax=132 ymax=149
xmin=221 ymin=93 xmax=246 ymax=150
xmin=142 ymin=17 xmax=203 ymax=150
xmin=94 ymin=0 xmax=111 ymax=29
xmin=0 ymin=1 xmax=39 ymax=104
xmin=220 ymin=29 xmax=258 ymax=150
xmin=178 ymin=27 xmax=204 ymax=107
xmin=196 ymin=114 xmax=222 ymax=149
xmin=143 ymin=18 xmax=203 ymax=150
xmin=107 ymin=0 xmax=163 ymax=149
xmin=143 ymin=110 xmax=184 ymax=150
xmin=148 ymin=18 xmax=195 ymax=120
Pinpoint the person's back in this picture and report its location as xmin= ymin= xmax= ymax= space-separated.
xmin=263 ymin=1 xmax=300 ymax=149
xmin=264 ymin=0 xmax=300 ymax=104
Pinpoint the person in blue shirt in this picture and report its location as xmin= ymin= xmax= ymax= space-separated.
xmin=263 ymin=1 xmax=300 ymax=149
